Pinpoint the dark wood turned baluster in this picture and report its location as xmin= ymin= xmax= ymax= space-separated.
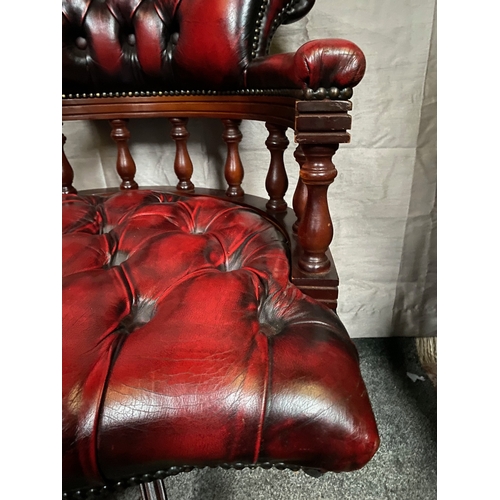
xmin=265 ymin=123 xmax=289 ymax=212
xmin=222 ymin=119 xmax=244 ymax=197
xmin=298 ymin=144 xmax=339 ymax=274
xmin=292 ymin=145 xmax=307 ymax=233
xmin=170 ymin=117 xmax=195 ymax=192
xmin=109 ymin=119 xmax=139 ymax=190
xmin=62 ymin=133 xmax=77 ymax=194
xmin=140 ymin=479 xmax=168 ymax=500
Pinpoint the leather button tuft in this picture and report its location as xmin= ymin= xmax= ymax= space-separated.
xmin=170 ymin=32 xmax=179 ymax=45
xmin=117 ymin=297 xmax=157 ymax=335
xmin=127 ymin=34 xmax=136 ymax=46
xmin=109 ymin=250 xmax=129 ymax=267
xmin=75 ymin=37 xmax=87 ymax=50
xmin=259 ymin=323 xmax=280 ymax=338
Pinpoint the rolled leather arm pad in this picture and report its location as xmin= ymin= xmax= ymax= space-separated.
xmin=246 ymin=39 xmax=366 ymax=90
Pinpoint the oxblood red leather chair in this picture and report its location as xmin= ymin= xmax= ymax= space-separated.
xmin=62 ymin=1 xmax=380 ymax=499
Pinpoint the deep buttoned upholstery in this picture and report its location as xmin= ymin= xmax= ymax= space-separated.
xmin=62 ymin=191 xmax=379 ymax=493
xmin=62 ymin=1 xmax=379 ymax=497
xmin=62 ymin=0 xmax=365 ymax=94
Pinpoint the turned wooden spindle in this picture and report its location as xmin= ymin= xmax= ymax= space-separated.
xmin=222 ymin=119 xmax=244 ymax=197
xmin=109 ymin=119 xmax=139 ymax=190
xmin=62 ymin=133 xmax=77 ymax=194
xmin=170 ymin=117 xmax=195 ymax=192
xmin=297 ymin=144 xmax=339 ymax=274
xmin=292 ymin=145 xmax=307 ymax=233
xmin=265 ymin=123 xmax=289 ymax=212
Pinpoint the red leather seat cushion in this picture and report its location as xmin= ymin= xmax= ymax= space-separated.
xmin=62 ymin=190 xmax=379 ymax=493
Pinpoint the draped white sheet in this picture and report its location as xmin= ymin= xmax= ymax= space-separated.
xmin=63 ymin=0 xmax=437 ymax=338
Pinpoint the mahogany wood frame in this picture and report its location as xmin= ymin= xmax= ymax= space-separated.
xmin=62 ymin=94 xmax=353 ymax=310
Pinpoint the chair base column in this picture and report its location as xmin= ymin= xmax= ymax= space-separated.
xmin=140 ymin=479 xmax=168 ymax=500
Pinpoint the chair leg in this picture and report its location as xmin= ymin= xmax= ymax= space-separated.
xmin=140 ymin=479 xmax=168 ymax=500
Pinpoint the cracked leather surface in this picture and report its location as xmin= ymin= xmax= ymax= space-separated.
xmin=62 ymin=190 xmax=379 ymax=492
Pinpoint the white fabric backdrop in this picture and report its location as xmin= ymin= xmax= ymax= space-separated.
xmin=63 ymin=0 xmax=437 ymax=338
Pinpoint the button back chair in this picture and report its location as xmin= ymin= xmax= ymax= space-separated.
xmin=62 ymin=1 xmax=380 ymax=499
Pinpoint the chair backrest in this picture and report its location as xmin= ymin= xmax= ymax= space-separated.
xmin=63 ymin=0 xmax=319 ymax=93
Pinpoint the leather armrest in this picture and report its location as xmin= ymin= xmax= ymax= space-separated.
xmin=246 ymin=39 xmax=366 ymax=92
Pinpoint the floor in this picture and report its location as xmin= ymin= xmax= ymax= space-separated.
xmin=107 ymin=337 xmax=437 ymax=500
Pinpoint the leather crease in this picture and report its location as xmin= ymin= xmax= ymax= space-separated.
xmin=253 ymin=333 xmax=272 ymax=464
